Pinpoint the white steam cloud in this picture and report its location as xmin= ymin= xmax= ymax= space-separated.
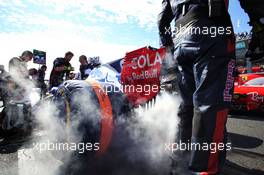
xmin=2 ymin=80 xmax=180 ymax=175
xmin=126 ymin=93 xmax=180 ymax=174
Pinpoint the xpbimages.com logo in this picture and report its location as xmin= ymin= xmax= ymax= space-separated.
xmin=165 ymin=141 xmax=232 ymax=154
xmin=164 ymin=25 xmax=232 ymax=38
xmin=101 ymin=84 xmax=166 ymax=96
xmin=33 ymin=140 xmax=100 ymax=154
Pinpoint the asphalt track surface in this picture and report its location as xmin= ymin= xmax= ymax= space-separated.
xmin=0 ymin=112 xmax=263 ymax=175
xmin=223 ymin=112 xmax=264 ymax=175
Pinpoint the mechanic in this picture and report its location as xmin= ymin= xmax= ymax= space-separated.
xmin=79 ymin=55 xmax=93 ymax=80
xmin=158 ymin=0 xmax=235 ymax=174
xmin=29 ymin=68 xmax=38 ymax=85
xmin=37 ymin=65 xmax=47 ymax=96
xmin=8 ymin=51 xmax=33 ymax=99
xmin=0 ymin=65 xmax=9 ymax=104
xmin=9 ymin=50 xmax=33 ymax=80
xmin=49 ymin=51 xmax=74 ymax=89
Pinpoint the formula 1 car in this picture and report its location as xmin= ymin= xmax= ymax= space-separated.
xmin=36 ymin=46 xmax=174 ymax=175
xmin=232 ymin=73 xmax=264 ymax=111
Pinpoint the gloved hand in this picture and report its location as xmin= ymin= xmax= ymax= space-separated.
xmin=161 ymin=45 xmax=177 ymax=76
xmin=165 ymin=45 xmax=174 ymax=55
xmin=165 ymin=45 xmax=177 ymax=70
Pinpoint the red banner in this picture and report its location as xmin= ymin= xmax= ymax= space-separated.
xmin=121 ymin=46 xmax=166 ymax=106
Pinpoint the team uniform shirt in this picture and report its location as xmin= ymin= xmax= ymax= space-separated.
xmin=49 ymin=57 xmax=72 ymax=88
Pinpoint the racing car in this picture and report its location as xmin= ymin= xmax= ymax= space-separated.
xmin=37 ymin=46 xmax=174 ymax=175
xmin=232 ymin=73 xmax=264 ymax=111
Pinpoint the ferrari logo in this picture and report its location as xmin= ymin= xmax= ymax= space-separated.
xmin=241 ymin=76 xmax=248 ymax=82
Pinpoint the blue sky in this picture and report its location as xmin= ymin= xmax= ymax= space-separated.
xmin=0 ymin=0 xmax=251 ymax=72
xmin=229 ymin=0 xmax=251 ymax=33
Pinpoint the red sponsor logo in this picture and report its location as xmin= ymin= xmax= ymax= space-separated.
xmin=224 ymin=59 xmax=235 ymax=102
xmin=121 ymin=47 xmax=166 ymax=106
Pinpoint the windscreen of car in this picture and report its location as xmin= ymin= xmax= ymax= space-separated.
xmin=244 ymin=77 xmax=264 ymax=86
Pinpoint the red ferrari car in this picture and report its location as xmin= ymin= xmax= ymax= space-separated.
xmin=232 ymin=73 xmax=264 ymax=111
